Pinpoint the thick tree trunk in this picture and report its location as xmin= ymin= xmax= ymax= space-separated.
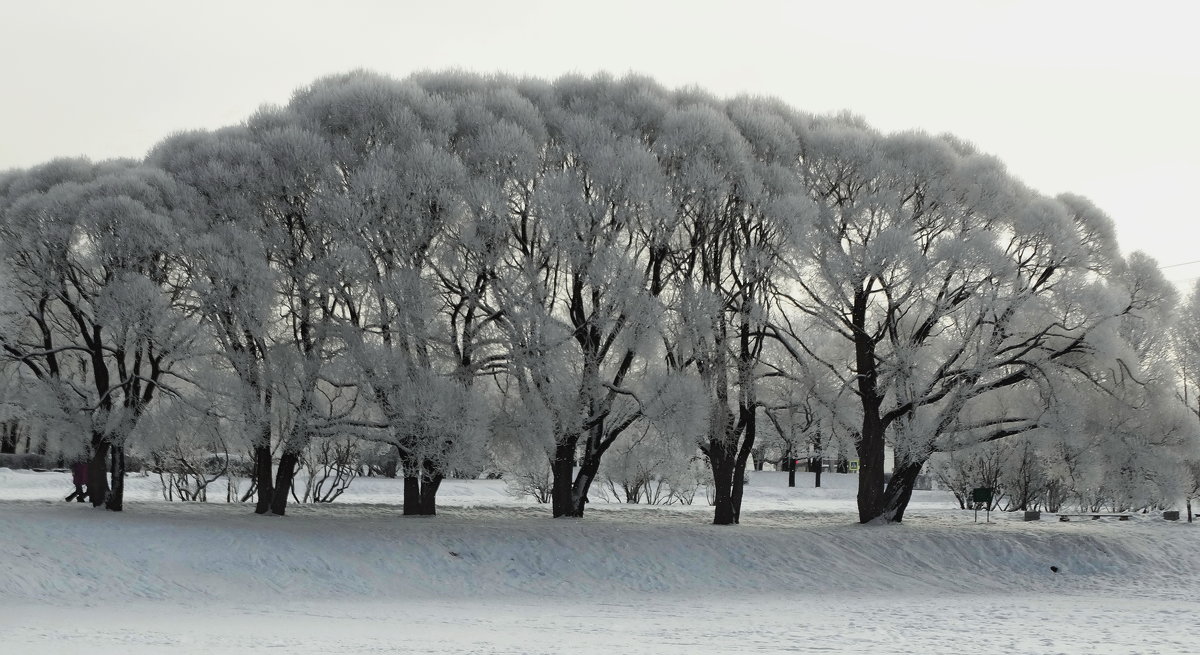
xmin=851 ymin=288 xmax=890 ymax=524
xmin=785 ymin=449 xmax=796 ymax=488
xmin=551 ymin=438 xmax=579 ymax=518
xmin=566 ymin=449 xmax=602 ymax=517
xmin=104 ymin=445 xmax=125 ymax=512
xmin=253 ymin=441 xmax=273 ymax=515
xmin=811 ymin=457 xmax=822 ymax=488
xmin=856 ymin=406 xmax=886 ymax=523
xmin=709 ymin=441 xmax=737 ymax=525
xmin=879 ymin=459 xmax=925 ymax=523
xmin=418 ymin=471 xmax=443 ymax=516
xmin=400 ymin=454 xmax=445 ymax=516
xmin=268 ymin=450 xmax=299 ymax=516
xmin=88 ymin=437 xmax=109 ymax=508
xmin=403 ymin=475 xmax=421 ymax=515
xmin=728 ymin=405 xmax=756 ymax=524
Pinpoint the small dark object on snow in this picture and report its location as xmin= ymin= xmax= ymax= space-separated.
xmin=448 ymin=551 xmax=460 ymax=558
xmin=1050 ymin=566 xmax=1059 ymax=573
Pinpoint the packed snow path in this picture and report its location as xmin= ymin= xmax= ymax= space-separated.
xmin=2 ymin=470 xmax=1197 ymax=653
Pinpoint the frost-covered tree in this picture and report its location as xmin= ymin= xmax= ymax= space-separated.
xmin=1175 ymin=281 xmax=1200 ymax=422
xmin=287 ymin=72 xmax=488 ymax=515
xmin=933 ymin=253 xmax=1200 ymax=514
xmin=1032 ymin=254 xmax=1199 ymax=511
xmin=653 ymin=94 xmax=809 ymax=524
xmin=772 ymin=118 xmax=1135 ymax=523
xmin=5 ymin=68 xmax=1179 ymax=530
xmin=519 ymin=76 xmax=678 ymax=518
xmin=242 ymin=109 xmax=346 ymax=516
xmin=149 ymin=127 xmax=281 ymax=513
xmin=0 ymin=160 xmax=197 ymax=510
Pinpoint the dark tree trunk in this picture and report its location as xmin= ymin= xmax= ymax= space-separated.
xmin=856 ymin=406 xmax=886 ymax=522
xmin=811 ymin=457 xmax=822 ymax=488
xmin=400 ymin=454 xmax=445 ymax=516
xmin=1187 ymin=498 xmax=1193 ymax=523
xmin=403 ymin=475 xmax=421 ymax=515
xmin=727 ymin=404 xmax=756 ymax=524
xmin=88 ymin=437 xmax=108 ymax=508
xmin=785 ymin=449 xmax=796 ymax=488
xmin=551 ymin=438 xmax=579 ymax=517
xmin=879 ymin=459 xmax=926 ymax=523
xmin=709 ymin=439 xmax=737 ymax=525
xmin=269 ymin=450 xmax=299 ymax=516
xmin=0 ymin=421 xmax=16 ymax=454
xmin=418 ymin=471 xmax=443 ymax=516
xmin=401 ymin=451 xmax=422 ymax=515
xmin=851 ymin=288 xmax=890 ymax=524
xmin=711 ymin=464 xmax=735 ymax=524
xmin=104 ymin=445 xmax=125 ymax=512
xmin=566 ymin=447 xmax=603 ymax=517
xmin=253 ymin=441 xmax=273 ymax=515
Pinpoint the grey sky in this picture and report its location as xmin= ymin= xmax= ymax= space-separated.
xmin=3 ymin=0 xmax=1197 ymax=286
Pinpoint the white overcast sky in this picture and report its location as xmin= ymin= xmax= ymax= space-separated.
xmin=2 ymin=0 xmax=1197 ymax=287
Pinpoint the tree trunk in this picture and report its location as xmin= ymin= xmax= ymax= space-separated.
xmin=104 ymin=444 xmax=125 ymax=512
xmin=728 ymin=404 xmax=756 ymax=524
xmin=418 ymin=470 xmax=443 ymax=516
xmin=879 ymin=459 xmax=925 ymax=523
xmin=401 ymin=453 xmax=444 ymax=516
xmin=856 ymin=408 xmax=886 ymax=523
xmin=1187 ymin=498 xmax=1193 ymax=523
xmin=852 ymin=288 xmax=889 ymax=524
xmin=709 ymin=440 xmax=737 ymax=525
xmin=785 ymin=449 xmax=796 ymax=488
xmin=402 ymin=475 xmax=421 ymax=515
xmin=811 ymin=457 xmax=822 ymax=488
xmin=253 ymin=441 xmax=273 ymax=515
xmin=88 ymin=437 xmax=109 ymax=508
xmin=551 ymin=438 xmax=578 ymax=518
xmin=269 ymin=450 xmax=299 ymax=516
xmin=0 ymin=421 xmax=16 ymax=454
xmin=566 ymin=448 xmax=602 ymax=517
xmin=400 ymin=451 xmax=422 ymax=515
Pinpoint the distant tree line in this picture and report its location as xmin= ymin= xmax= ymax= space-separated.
xmin=1 ymin=70 xmax=1197 ymax=523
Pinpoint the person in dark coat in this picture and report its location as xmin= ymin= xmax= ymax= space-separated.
xmin=65 ymin=460 xmax=89 ymax=503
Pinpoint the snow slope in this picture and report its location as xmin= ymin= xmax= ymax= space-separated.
xmin=2 ymin=469 xmax=1198 ymax=654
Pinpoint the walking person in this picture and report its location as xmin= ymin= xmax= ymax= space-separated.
xmin=65 ymin=460 xmax=89 ymax=503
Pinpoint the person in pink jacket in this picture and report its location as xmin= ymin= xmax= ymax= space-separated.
xmin=65 ymin=460 xmax=89 ymax=503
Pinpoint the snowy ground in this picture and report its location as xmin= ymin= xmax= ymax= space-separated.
xmin=2 ymin=469 xmax=1198 ymax=654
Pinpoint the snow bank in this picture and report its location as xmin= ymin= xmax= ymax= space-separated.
xmin=2 ymin=491 xmax=1196 ymax=607
xmin=3 ymin=470 xmax=1199 ymax=654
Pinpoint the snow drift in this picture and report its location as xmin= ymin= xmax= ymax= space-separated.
xmin=2 ymin=497 xmax=1196 ymax=606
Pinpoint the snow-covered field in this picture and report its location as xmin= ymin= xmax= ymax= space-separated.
xmin=2 ymin=469 xmax=1197 ymax=654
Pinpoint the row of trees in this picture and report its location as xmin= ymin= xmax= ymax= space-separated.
xmin=2 ymin=70 xmax=1197 ymax=523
